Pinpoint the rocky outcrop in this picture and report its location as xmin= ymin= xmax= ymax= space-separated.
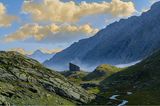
xmin=69 ymin=63 xmax=80 ymax=71
xmin=0 ymin=51 xmax=94 ymax=105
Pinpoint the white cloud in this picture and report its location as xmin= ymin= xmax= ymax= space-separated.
xmin=8 ymin=47 xmax=62 ymax=55
xmin=8 ymin=48 xmax=33 ymax=55
xmin=23 ymin=0 xmax=136 ymax=23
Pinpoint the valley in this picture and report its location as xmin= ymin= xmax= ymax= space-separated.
xmin=0 ymin=0 xmax=160 ymax=105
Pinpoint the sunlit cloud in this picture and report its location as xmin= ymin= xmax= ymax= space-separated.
xmin=23 ymin=0 xmax=136 ymax=23
xmin=0 ymin=3 xmax=17 ymax=27
xmin=8 ymin=47 xmax=62 ymax=55
xmin=8 ymin=48 xmax=33 ymax=55
xmin=39 ymin=48 xmax=62 ymax=54
xmin=4 ymin=23 xmax=99 ymax=42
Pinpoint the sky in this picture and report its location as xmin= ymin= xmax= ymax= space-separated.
xmin=0 ymin=0 xmax=159 ymax=54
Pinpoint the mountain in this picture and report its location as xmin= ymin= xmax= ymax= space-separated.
xmin=92 ymin=50 xmax=160 ymax=105
xmin=44 ymin=1 xmax=160 ymax=70
xmin=28 ymin=50 xmax=54 ymax=63
xmin=0 ymin=51 xmax=94 ymax=105
xmin=83 ymin=64 xmax=122 ymax=82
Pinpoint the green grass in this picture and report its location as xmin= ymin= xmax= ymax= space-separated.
xmin=124 ymin=90 xmax=160 ymax=105
xmin=87 ymin=87 xmax=100 ymax=94
xmin=0 ymin=81 xmax=75 ymax=105
xmin=7 ymin=92 xmax=75 ymax=106
xmin=83 ymin=64 xmax=122 ymax=82
xmin=0 ymin=51 xmax=93 ymax=105
xmin=93 ymin=50 xmax=160 ymax=105
xmin=96 ymin=64 xmax=122 ymax=72
xmin=61 ymin=71 xmax=89 ymax=85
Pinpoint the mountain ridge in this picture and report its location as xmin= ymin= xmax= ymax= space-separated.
xmin=28 ymin=50 xmax=54 ymax=63
xmin=0 ymin=51 xmax=94 ymax=105
xmin=44 ymin=1 xmax=160 ymax=70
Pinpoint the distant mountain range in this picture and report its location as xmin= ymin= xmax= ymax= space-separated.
xmin=28 ymin=50 xmax=55 ymax=63
xmin=44 ymin=1 xmax=160 ymax=70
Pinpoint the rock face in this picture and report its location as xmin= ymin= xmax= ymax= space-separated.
xmin=0 ymin=51 xmax=94 ymax=105
xmin=69 ymin=63 xmax=80 ymax=71
xmin=44 ymin=1 xmax=160 ymax=69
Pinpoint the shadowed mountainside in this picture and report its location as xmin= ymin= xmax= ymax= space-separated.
xmin=90 ymin=50 xmax=160 ymax=105
xmin=44 ymin=1 xmax=160 ymax=70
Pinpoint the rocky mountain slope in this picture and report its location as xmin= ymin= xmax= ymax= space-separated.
xmin=0 ymin=51 xmax=94 ymax=105
xmin=28 ymin=50 xmax=54 ymax=63
xmin=92 ymin=50 xmax=160 ymax=105
xmin=44 ymin=1 xmax=160 ymax=70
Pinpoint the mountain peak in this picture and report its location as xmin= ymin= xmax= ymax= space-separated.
xmin=28 ymin=50 xmax=55 ymax=63
xmin=44 ymin=2 xmax=160 ymax=70
xmin=33 ymin=50 xmax=44 ymax=55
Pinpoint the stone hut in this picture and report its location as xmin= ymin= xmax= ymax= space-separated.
xmin=69 ymin=63 xmax=80 ymax=71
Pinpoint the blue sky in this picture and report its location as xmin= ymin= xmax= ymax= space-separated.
xmin=0 ymin=0 xmax=158 ymax=54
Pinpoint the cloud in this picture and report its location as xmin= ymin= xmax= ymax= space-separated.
xmin=8 ymin=48 xmax=33 ymax=55
xmin=39 ymin=48 xmax=62 ymax=54
xmin=23 ymin=0 xmax=136 ymax=23
xmin=4 ymin=23 xmax=99 ymax=42
xmin=0 ymin=3 xmax=17 ymax=27
xmin=8 ymin=47 xmax=62 ymax=55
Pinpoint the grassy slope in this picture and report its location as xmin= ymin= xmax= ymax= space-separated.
xmin=92 ymin=50 xmax=160 ymax=105
xmin=61 ymin=65 xmax=122 ymax=96
xmin=61 ymin=71 xmax=89 ymax=85
xmin=0 ymin=51 xmax=93 ymax=105
xmin=0 ymin=82 xmax=74 ymax=105
xmin=61 ymin=71 xmax=101 ymax=95
xmin=83 ymin=64 xmax=122 ymax=82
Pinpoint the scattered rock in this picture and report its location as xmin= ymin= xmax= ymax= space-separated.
xmin=0 ymin=51 xmax=95 ymax=105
